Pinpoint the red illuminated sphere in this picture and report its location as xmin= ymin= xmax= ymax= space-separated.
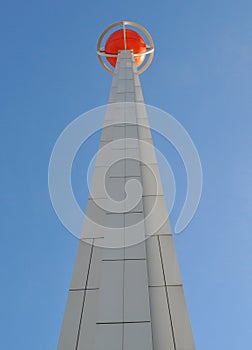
xmin=104 ymin=29 xmax=147 ymax=67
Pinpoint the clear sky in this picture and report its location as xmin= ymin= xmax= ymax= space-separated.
xmin=1 ymin=0 xmax=252 ymax=349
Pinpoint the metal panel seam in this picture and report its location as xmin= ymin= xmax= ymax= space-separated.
xmin=157 ymin=235 xmax=177 ymax=350
xmin=75 ymin=239 xmax=95 ymax=350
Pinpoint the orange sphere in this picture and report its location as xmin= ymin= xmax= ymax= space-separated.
xmin=104 ymin=29 xmax=147 ymax=67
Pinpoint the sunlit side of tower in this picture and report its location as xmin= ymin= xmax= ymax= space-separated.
xmin=57 ymin=21 xmax=195 ymax=350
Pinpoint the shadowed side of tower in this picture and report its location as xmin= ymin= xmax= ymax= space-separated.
xmin=57 ymin=22 xmax=195 ymax=350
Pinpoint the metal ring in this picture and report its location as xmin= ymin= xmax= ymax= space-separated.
xmin=96 ymin=21 xmax=154 ymax=75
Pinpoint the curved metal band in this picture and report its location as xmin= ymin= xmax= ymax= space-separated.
xmin=97 ymin=47 xmax=154 ymax=58
xmin=96 ymin=21 xmax=154 ymax=75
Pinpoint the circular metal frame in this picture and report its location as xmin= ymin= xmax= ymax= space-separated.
xmin=97 ymin=21 xmax=154 ymax=75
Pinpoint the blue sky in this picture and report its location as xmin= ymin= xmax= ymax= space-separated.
xmin=1 ymin=0 xmax=252 ymax=349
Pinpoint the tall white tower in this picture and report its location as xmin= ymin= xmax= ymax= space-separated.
xmin=57 ymin=21 xmax=195 ymax=350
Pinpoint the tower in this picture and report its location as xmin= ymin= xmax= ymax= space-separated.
xmin=57 ymin=21 xmax=195 ymax=350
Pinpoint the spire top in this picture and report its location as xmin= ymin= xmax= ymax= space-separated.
xmin=97 ymin=21 xmax=154 ymax=74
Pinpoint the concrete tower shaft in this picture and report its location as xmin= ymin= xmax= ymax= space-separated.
xmin=57 ymin=50 xmax=195 ymax=350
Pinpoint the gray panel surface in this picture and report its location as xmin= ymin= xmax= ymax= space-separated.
xmin=126 ymin=124 xmax=138 ymax=139
xmin=138 ymin=124 xmax=152 ymax=140
xmin=146 ymin=236 xmax=164 ymax=286
xmin=102 ymin=246 xmax=125 ymax=260
xmin=89 ymin=166 xmax=109 ymax=199
xmin=102 ymin=229 xmax=124 ymax=256
xmin=77 ymin=290 xmax=99 ymax=350
xmin=100 ymin=125 xmax=113 ymax=141
xmin=106 ymin=213 xmax=124 ymax=228
xmin=108 ymin=158 xmax=125 ymax=177
xmin=143 ymin=195 xmax=172 ymax=235
xmin=124 ymin=186 xmax=143 ymax=212
xmin=149 ymin=286 xmax=175 ymax=350
xmin=110 ymin=148 xmax=126 ymax=164
xmin=124 ymin=260 xmax=151 ymax=322
xmin=135 ymin=86 xmax=144 ymax=101
xmin=125 ymin=212 xmax=144 ymax=225
xmin=125 ymin=147 xmax=140 ymax=159
xmin=81 ymin=199 xmax=107 ymax=238
xmin=159 ymin=235 xmax=182 ymax=285
xmin=124 ymin=104 xmax=137 ymax=123
xmin=136 ymin=103 xmax=148 ymax=118
xmin=96 ymin=147 xmax=124 ymax=167
xmin=98 ymin=140 xmax=109 ymax=149
xmin=125 ymin=158 xmax=141 ymax=177
xmin=125 ymin=92 xmax=135 ymax=102
xmin=113 ymin=125 xmax=125 ymax=139
xmin=125 ymin=241 xmax=146 ymax=259
xmin=167 ymin=286 xmax=195 ymax=350
xmin=137 ymin=116 xmax=149 ymax=126
xmin=123 ymin=323 xmax=153 ymax=350
xmin=70 ymin=241 xmax=92 ymax=289
xmin=133 ymin=73 xmax=141 ymax=86
xmin=112 ymin=138 xmax=125 ymax=149
xmin=125 ymin=211 xmax=145 ymax=238
xmin=97 ymin=260 xmax=124 ymax=322
xmin=95 ymin=324 xmax=123 ymax=350
xmin=139 ymin=140 xmax=157 ymax=164
xmin=106 ymin=177 xmax=126 ymax=201
xmin=125 ymin=79 xmax=135 ymax=92
xmin=117 ymin=79 xmax=126 ymax=93
xmin=87 ymin=244 xmax=102 ymax=289
xmin=57 ymin=291 xmax=84 ymax=350
xmin=141 ymin=164 xmax=164 ymax=196
xmin=125 ymin=138 xmax=138 ymax=149
xmin=124 ymin=212 xmax=145 ymax=248
xmin=85 ymin=199 xmax=107 ymax=224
